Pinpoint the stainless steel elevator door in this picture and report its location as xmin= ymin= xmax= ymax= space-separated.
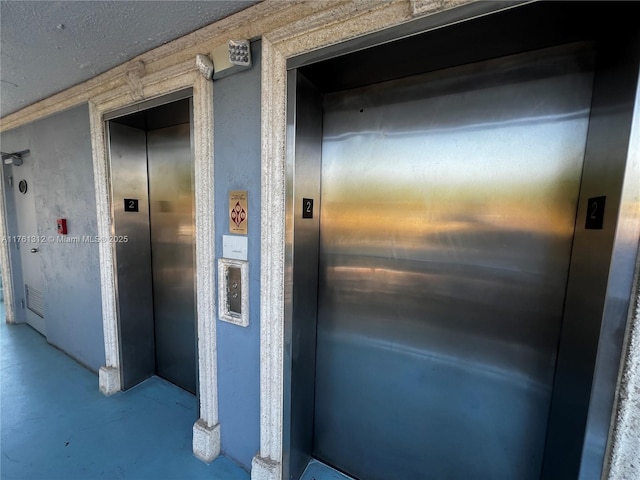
xmin=313 ymin=45 xmax=594 ymax=480
xmin=109 ymin=121 xmax=155 ymax=389
xmin=147 ymin=123 xmax=197 ymax=394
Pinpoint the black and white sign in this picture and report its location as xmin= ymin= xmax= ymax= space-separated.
xmin=302 ymin=198 xmax=314 ymax=219
xmin=585 ymin=196 xmax=606 ymax=230
xmin=124 ymin=199 xmax=139 ymax=212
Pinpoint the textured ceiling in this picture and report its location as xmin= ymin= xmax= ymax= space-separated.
xmin=0 ymin=0 xmax=258 ymax=118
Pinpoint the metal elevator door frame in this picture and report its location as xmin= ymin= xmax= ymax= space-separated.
xmin=105 ymin=90 xmax=198 ymax=394
xmin=283 ymin=3 xmax=640 ymax=480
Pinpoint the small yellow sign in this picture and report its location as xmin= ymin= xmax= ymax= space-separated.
xmin=229 ymin=190 xmax=248 ymax=235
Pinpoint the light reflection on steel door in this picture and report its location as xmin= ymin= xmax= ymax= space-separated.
xmin=313 ymin=45 xmax=594 ymax=480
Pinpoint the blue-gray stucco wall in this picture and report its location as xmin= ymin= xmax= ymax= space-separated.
xmin=213 ymin=40 xmax=262 ymax=470
xmin=1 ymin=104 xmax=105 ymax=372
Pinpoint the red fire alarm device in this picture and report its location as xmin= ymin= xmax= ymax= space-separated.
xmin=57 ymin=218 xmax=68 ymax=235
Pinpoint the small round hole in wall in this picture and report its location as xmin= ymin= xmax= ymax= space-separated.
xmin=18 ymin=179 xmax=27 ymax=194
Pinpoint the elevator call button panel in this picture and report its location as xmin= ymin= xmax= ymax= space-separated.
xmin=218 ymin=258 xmax=249 ymax=327
xmin=226 ymin=266 xmax=242 ymax=315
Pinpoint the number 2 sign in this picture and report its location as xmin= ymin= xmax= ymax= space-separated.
xmin=302 ymin=198 xmax=314 ymax=219
xmin=124 ymin=198 xmax=139 ymax=212
xmin=585 ymin=196 xmax=606 ymax=230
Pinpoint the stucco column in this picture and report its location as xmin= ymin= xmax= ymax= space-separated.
xmin=192 ymin=73 xmax=222 ymax=463
xmin=89 ymin=100 xmax=123 ymax=396
xmin=252 ymin=37 xmax=286 ymax=480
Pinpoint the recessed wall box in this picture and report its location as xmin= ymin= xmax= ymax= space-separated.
xmin=218 ymin=258 xmax=249 ymax=327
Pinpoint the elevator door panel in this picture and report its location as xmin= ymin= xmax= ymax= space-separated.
xmin=147 ymin=123 xmax=196 ymax=394
xmin=313 ymin=46 xmax=594 ymax=479
xmin=109 ymin=121 xmax=155 ymax=390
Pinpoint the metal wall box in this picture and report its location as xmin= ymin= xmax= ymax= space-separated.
xmin=218 ymin=258 xmax=249 ymax=327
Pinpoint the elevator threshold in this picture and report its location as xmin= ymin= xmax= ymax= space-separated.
xmin=301 ymin=459 xmax=355 ymax=480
